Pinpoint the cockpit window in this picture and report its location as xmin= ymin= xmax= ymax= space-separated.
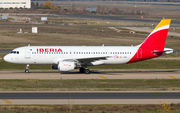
xmin=10 ymin=51 xmax=19 ymax=54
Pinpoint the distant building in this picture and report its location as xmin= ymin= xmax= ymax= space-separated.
xmin=0 ymin=0 xmax=31 ymax=9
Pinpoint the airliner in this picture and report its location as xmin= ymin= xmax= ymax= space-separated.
xmin=4 ymin=19 xmax=173 ymax=74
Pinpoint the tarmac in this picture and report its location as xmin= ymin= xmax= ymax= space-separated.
xmin=57 ymin=14 xmax=180 ymax=27
xmin=1 ymin=99 xmax=180 ymax=105
xmin=0 ymin=70 xmax=179 ymax=79
xmin=1 ymin=92 xmax=180 ymax=99
xmin=0 ymin=91 xmax=180 ymax=105
xmin=0 ymin=70 xmax=180 ymax=105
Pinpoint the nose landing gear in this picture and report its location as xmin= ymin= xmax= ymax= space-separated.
xmin=25 ymin=64 xmax=29 ymax=73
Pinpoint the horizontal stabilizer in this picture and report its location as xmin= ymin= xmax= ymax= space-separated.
xmin=153 ymin=50 xmax=171 ymax=53
xmin=153 ymin=48 xmax=173 ymax=55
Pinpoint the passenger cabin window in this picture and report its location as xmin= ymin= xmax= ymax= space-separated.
xmin=15 ymin=2 xmax=21 ymax=4
xmin=4 ymin=2 xmax=11 ymax=4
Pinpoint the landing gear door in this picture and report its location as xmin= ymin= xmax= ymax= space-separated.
xmin=25 ymin=48 xmax=31 ymax=59
xmin=137 ymin=48 xmax=142 ymax=58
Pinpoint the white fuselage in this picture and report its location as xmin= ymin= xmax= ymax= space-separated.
xmin=4 ymin=46 xmax=139 ymax=65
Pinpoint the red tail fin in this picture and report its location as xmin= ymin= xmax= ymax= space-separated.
xmin=140 ymin=19 xmax=171 ymax=48
xmin=127 ymin=19 xmax=171 ymax=63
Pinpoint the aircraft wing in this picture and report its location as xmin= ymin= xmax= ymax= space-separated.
xmin=63 ymin=56 xmax=110 ymax=64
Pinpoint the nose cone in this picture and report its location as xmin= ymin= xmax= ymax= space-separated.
xmin=3 ymin=55 xmax=10 ymax=62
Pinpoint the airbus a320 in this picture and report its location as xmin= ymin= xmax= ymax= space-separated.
xmin=4 ymin=19 xmax=173 ymax=74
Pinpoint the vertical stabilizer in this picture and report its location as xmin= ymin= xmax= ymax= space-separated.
xmin=127 ymin=19 xmax=172 ymax=63
xmin=140 ymin=19 xmax=171 ymax=48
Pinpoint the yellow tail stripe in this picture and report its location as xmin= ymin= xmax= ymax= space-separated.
xmin=2 ymin=99 xmax=12 ymax=104
xmin=153 ymin=19 xmax=171 ymax=31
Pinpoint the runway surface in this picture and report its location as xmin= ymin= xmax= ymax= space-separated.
xmin=0 ymin=92 xmax=180 ymax=99
xmin=0 ymin=49 xmax=11 ymax=53
xmin=0 ymin=70 xmax=179 ymax=79
xmin=0 ymin=91 xmax=180 ymax=105
xmin=58 ymin=14 xmax=180 ymax=27
xmin=1 ymin=14 xmax=180 ymax=28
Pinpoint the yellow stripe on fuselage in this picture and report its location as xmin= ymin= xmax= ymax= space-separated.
xmin=153 ymin=19 xmax=171 ymax=32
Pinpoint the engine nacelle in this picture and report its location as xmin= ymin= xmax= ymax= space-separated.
xmin=58 ymin=62 xmax=75 ymax=71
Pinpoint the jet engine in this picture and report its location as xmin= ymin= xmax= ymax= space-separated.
xmin=58 ymin=62 xmax=75 ymax=71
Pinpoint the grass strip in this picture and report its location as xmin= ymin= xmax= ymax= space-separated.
xmin=0 ymin=79 xmax=180 ymax=91
xmin=0 ymin=104 xmax=180 ymax=113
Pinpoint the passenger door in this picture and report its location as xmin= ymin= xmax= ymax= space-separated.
xmin=25 ymin=48 xmax=31 ymax=59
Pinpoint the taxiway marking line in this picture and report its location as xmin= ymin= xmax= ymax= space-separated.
xmin=2 ymin=99 xmax=12 ymax=104
xmin=169 ymin=76 xmax=176 ymax=79
xmin=99 ymin=75 xmax=107 ymax=79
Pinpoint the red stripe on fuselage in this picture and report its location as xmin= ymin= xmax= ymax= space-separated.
xmin=127 ymin=29 xmax=168 ymax=64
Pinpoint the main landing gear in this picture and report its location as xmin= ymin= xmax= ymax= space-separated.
xmin=79 ymin=67 xmax=90 ymax=74
xmin=25 ymin=64 xmax=29 ymax=73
